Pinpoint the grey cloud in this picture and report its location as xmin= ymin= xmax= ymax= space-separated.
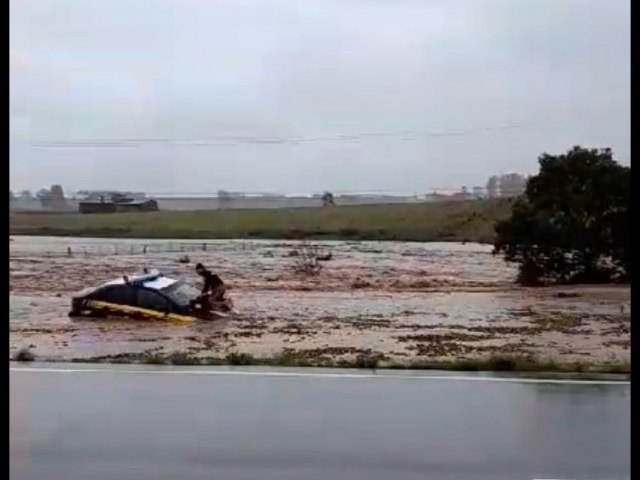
xmin=9 ymin=0 xmax=630 ymax=193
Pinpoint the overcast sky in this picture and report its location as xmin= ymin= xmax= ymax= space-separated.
xmin=10 ymin=0 xmax=630 ymax=194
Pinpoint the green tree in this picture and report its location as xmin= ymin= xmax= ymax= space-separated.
xmin=36 ymin=188 xmax=52 ymax=207
xmin=217 ymin=190 xmax=233 ymax=210
xmin=19 ymin=190 xmax=33 ymax=200
xmin=321 ymin=191 xmax=335 ymax=207
xmin=494 ymin=146 xmax=629 ymax=285
xmin=486 ymin=176 xmax=499 ymax=198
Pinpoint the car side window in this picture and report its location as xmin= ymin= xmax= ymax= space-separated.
xmin=94 ymin=286 xmax=136 ymax=305
xmin=136 ymin=288 xmax=171 ymax=311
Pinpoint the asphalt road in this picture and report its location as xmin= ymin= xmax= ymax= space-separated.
xmin=10 ymin=364 xmax=630 ymax=480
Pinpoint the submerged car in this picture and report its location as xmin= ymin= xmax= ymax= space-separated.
xmin=69 ymin=270 xmax=231 ymax=322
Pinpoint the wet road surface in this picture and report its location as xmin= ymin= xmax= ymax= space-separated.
xmin=10 ymin=364 xmax=629 ymax=480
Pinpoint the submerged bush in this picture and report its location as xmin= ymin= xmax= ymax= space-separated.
xmin=14 ymin=348 xmax=35 ymax=362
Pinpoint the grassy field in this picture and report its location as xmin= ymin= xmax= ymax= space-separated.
xmin=9 ymin=199 xmax=513 ymax=242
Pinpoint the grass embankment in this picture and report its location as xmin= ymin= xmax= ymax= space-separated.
xmin=10 ymin=199 xmax=513 ymax=242
xmin=11 ymin=348 xmax=630 ymax=375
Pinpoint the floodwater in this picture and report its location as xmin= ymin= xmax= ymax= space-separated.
xmin=9 ymin=236 xmax=630 ymax=364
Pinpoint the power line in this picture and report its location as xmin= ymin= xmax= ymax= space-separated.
xmin=28 ymin=121 xmax=559 ymax=149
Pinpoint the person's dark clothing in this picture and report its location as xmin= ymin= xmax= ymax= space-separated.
xmin=198 ymin=268 xmax=224 ymax=296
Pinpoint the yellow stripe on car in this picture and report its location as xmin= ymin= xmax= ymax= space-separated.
xmin=86 ymin=300 xmax=196 ymax=323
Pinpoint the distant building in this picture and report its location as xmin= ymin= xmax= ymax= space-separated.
xmin=449 ymin=187 xmax=475 ymax=201
xmin=36 ymin=184 xmax=68 ymax=209
xmin=424 ymin=192 xmax=449 ymax=203
xmin=499 ymin=173 xmax=527 ymax=197
xmin=78 ymin=191 xmax=147 ymax=202
xmin=472 ymin=186 xmax=485 ymax=199
xmin=485 ymin=173 xmax=527 ymax=198
xmin=79 ymin=198 xmax=159 ymax=214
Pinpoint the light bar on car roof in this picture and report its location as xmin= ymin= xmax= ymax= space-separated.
xmin=127 ymin=270 xmax=162 ymax=284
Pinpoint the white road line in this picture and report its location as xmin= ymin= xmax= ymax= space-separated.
xmin=9 ymin=366 xmax=630 ymax=385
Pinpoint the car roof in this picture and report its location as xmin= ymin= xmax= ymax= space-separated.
xmin=102 ymin=275 xmax=178 ymax=290
xmin=74 ymin=270 xmax=180 ymax=298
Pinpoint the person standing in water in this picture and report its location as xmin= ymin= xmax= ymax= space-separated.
xmin=195 ymin=263 xmax=226 ymax=303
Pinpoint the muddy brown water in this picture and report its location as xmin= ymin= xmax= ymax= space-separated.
xmin=9 ymin=236 xmax=630 ymax=365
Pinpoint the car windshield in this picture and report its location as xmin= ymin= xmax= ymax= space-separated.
xmin=161 ymin=281 xmax=200 ymax=307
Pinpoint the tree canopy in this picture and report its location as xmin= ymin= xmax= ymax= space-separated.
xmin=494 ymin=146 xmax=629 ymax=285
xmin=321 ymin=191 xmax=335 ymax=207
